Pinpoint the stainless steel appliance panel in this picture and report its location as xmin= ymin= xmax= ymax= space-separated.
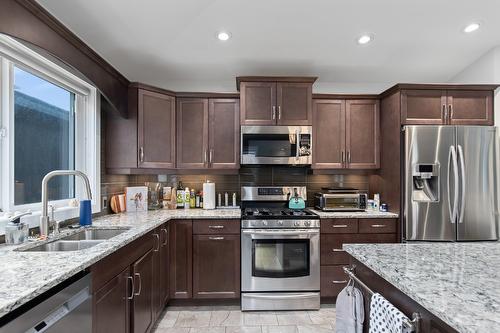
xmin=404 ymin=126 xmax=456 ymax=241
xmin=241 ymin=126 xmax=312 ymax=165
xmin=241 ymin=292 xmax=320 ymax=311
xmin=456 ymin=126 xmax=498 ymax=241
xmin=0 ymin=273 xmax=91 ymax=333
xmin=241 ymin=186 xmax=307 ymax=202
xmin=241 ymin=229 xmax=320 ymax=292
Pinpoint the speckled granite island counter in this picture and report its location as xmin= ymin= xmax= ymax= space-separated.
xmin=0 ymin=209 xmax=240 ymax=318
xmin=344 ymin=242 xmax=500 ymax=333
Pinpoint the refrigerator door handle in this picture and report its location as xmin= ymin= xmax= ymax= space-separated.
xmin=457 ymin=145 xmax=466 ymax=224
xmin=447 ymin=145 xmax=459 ymax=224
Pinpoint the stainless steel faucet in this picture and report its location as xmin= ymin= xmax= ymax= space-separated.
xmin=40 ymin=170 xmax=93 ymax=237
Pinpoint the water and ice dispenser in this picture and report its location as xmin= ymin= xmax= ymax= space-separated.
xmin=412 ymin=163 xmax=439 ymax=202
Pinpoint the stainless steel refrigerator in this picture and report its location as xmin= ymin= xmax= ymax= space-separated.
xmin=404 ymin=126 xmax=498 ymax=241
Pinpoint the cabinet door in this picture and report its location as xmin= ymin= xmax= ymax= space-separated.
xmin=132 ymin=249 xmax=155 ymax=333
xmin=193 ymin=234 xmax=240 ymax=299
xmin=277 ymin=82 xmax=312 ymax=125
xmin=345 ymin=99 xmax=380 ymax=169
xmin=138 ymin=89 xmax=176 ymax=168
xmin=160 ymin=224 xmax=170 ymax=306
xmin=176 ymin=98 xmax=209 ymax=169
xmin=209 ymin=99 xmax=240 ymax=169
xmin=448 ymin=90 xmax=493 ymax=125
xmin=151 ymin=229 xmax=162 ymax=321
xmin=401 ymin=89 xmax=446 ymax=124
xmin=93 ymin=267 xmax=131 ymax=333
xmin=240 ymin=82 xmax=276 ymax=125
xmin=312 ymin=99 xmax=345 ymax=169
xmin=169 ymin=220 xmax=193 ymax=299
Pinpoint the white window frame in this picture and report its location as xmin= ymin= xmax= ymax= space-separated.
xmin=0 ymin=35 xmax=100 ymax=233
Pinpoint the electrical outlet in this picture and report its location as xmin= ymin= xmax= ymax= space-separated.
xmin=102 ymin=196 xmax=108 ymax=210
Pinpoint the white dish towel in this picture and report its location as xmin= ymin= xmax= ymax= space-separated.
xmin=369 ymin=293 xmax=412 ymax=333
xmin=335 ymin=285 xmax=364 ymax=333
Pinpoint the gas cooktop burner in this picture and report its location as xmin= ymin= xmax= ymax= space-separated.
xmin=242 ymin=208 xmax=318 ymax=220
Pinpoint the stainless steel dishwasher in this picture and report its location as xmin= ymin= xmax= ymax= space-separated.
xmin=0 ymin=272 xmax=91 ymax=333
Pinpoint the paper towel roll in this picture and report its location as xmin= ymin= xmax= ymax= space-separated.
xmin=203 ymin=181 xmax=216 ymax=210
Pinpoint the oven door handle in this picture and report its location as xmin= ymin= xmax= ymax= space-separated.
xmin=243 ymin=293 xmax=317 ymax=300
xmin=242 ymin=229 xmax=319 ymax=236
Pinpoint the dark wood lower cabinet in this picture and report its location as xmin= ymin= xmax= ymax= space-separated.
xmin=170 ymin=220 xmax=193 ymax=299
xmin=132 ymin=249 xmax=155 ymax=333
xmin=93 ymin=267 xmax=131 ymax=333
xmin=193 ymin=234 xmax=240 ymax=299
xmin=320 ymin=218 xmax=398 ymax=299
xmin=152 ymin=225 xmax=169 ymax=321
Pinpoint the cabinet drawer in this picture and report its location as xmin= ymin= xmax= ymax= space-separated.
xmin=320 ymin=235 xmax=351 ymax=265
xmin=321 ymin=219 xmax=358 ymax=234
xmin=359 ymin=219 xmax=397 ymax=234
xmin=193 ymin=219 xmax=240 ymax=235
xmin=320 ymin=265 xmax=348 ymax=297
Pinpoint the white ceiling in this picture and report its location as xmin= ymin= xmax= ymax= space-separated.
xmin=37 ymin=0 xmax=500 ymax=93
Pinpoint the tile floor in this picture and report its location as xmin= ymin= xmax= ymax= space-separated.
xmin=152 ymin=305 xmax=336 ymax=333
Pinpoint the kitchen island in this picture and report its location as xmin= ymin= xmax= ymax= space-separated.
xmin=344 ymin=242 xmax=500 ymax=333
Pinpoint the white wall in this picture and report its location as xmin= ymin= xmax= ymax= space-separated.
xmin=449 ymin=46 xmax=500 ymax=237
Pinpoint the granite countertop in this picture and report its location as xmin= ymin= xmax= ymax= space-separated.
xmin=344 ymin=242 xmax=500 ymax=333
xmin=0 ymin=208 xmax=240 ymax=319
xmin=309 ymin=209 xmax=398 ymax=219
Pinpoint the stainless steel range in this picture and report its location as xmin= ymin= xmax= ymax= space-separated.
xmin=240 ymin=186 xmax=320 ymax=311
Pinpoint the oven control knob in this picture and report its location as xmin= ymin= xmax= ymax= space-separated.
xmin=294 ymin=221 xmax=299 ymax=226
xmin=263 ymin=221 xmax=268 ymax=226
xmin=278 ymin=221 xmax=283 ymax=226
xmin=305 ymin=221 xmax=311 ymax=226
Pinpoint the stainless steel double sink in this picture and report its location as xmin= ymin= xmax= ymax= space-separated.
xmin=20 ymin=228 xmax=130 ymax=252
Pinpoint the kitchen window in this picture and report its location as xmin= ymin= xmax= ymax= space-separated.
xmin=0 ymin=35 xmax=100 ymax=231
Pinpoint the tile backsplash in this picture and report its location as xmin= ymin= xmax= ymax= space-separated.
xmin=102 ymin=166 xmax=370 ymax=209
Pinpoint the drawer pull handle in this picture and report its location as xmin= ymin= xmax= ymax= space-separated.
xmin=332 ymin=248 xmax=344 ymax=252
xmin=208 ymin=225 xmax=225 ymax=229
xmin=209 ymin=236 xmax=225 ymax=240
xmin=332 ymin=225 xmax=348 ymax=228
xmin=332 ymin=280 xmax=348 ymax=284
xmin=371 ymin=224 xmax=387 ymax=228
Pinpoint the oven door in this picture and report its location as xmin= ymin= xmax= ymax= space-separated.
xmin=241 ymin=229 xmax=320 ymax=292
xmin=241 ymin=126 xmax=312 ymax=165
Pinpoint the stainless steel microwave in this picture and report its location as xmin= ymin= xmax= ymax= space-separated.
xmin=241 ymin=126 xmax=312 ymax=165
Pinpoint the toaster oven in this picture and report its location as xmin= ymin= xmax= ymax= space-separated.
xmin=314 ymin=191 xmax=367 ymax=211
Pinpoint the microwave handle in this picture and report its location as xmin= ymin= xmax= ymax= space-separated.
xmin=296 ymin=129 xmax=300 ymax=160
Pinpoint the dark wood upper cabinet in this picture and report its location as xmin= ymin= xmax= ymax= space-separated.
xmin=240 ymin=82 xmax=276 ymax=125
xmin=209 ymin=99 xmax=240 ymax=169
xmin=132 ymin=249 xmax=155 ymax=333
xmin=312 ymin=99 xmax=345 ymax=169
xmin=401 ymin=89 xmax=446 ymax=125
xmin=176 ymin=98 xmax=209 ymax=169
xmin=93 ymin=267 xmax=131 ymax=333
xmin=400 ymin=87 xmax=494 ymax=125
xmin=447 ymin=90 xmax=493 ymax=125
xmin=312 ymin=99 xmax=379 ymax=170
xmin=138 ymin=89 xmax=176 ymax=168
xmin=106 ymin=85 xmax=176 ymax=172
xmin=277 ymin=82 xmax=312 ymax=125
xmin=192 ymin=234 xmax=240 ymax=299
xmin=239 ymin=77 xmax=315 ymax=125
xmin=345 ymin=99 xmax=380 ymax=169
xmin=169 ymin=220 xmax=193 ymax=299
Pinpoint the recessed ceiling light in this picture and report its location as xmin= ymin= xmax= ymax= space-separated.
xmin=357 ymin=34 xmax=373 ymax=45
xmin=464 ymin=23 xmax=480 ymax=33
xmin=217 ymin=31 xmax=231 ymax=41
